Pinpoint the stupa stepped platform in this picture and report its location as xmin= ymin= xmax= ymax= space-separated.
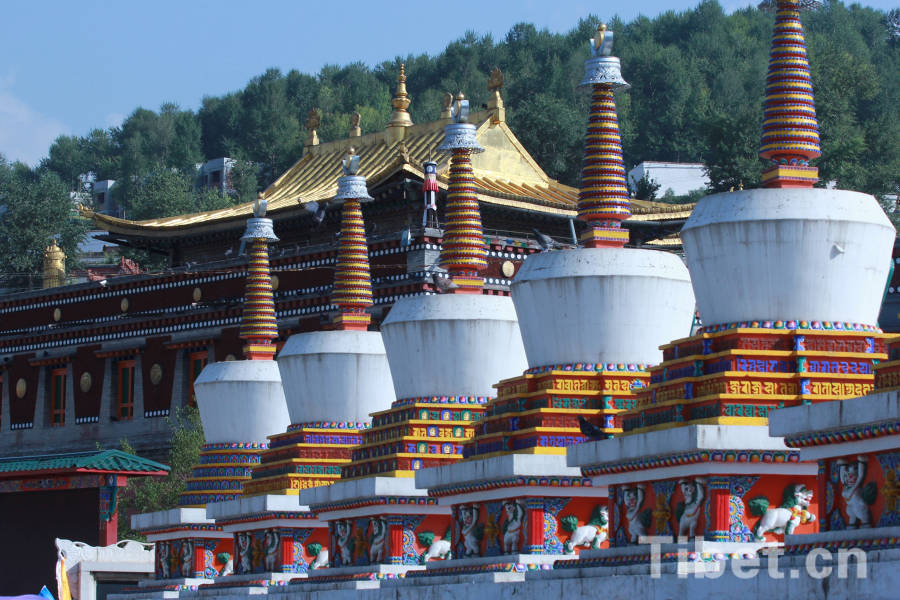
xmin=621 ymin=326 xmax=888 ymax=434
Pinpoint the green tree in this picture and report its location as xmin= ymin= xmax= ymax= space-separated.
xmin=0 ymin=156 xmax=89 ymax=291
xmin=117 ymin=406 xmax=205 ymax=540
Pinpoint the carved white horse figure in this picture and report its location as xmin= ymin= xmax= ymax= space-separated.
xmin=751 ymin=484 xmax=816 ymax=540
xmin=502 ymin=500 xmax=526 ymax=553
xmin=677 ymin=478 xmax=706 ymax=538
xmin=623 ymin=484 xmax=648 ymax=544
xmin=334 ymin=520 xmax=354 ymax=567
xmin=310 ymin=548 xmax=329 ymax=570
xmin=421 ymin=538 xmax=452 ymax=562
xmin=458 ymin=504 xmax=481 ymax=557
xmin=563 ymin=507 xmax=609 ymax=554
xmin=369 ymin=518 xmax=387 ymax=563
xmin=838 ymin=456 xmax=872 ymax=528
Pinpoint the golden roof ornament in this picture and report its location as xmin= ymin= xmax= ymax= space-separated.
xmin=42 ymin=239 xmax=66 ymax=289
xmin=396 ymin=142 xmax=410 ymax=164
xmin=305 ymin=109 xmax=320 ymax=149
xmin=487 ymin=67 xmax=505 ymax=124
xmin=386 ymin=63 xmax=413 ymax=144
xmin=342 ymin=146 xmax=360 ymax=176
xmin=349 ymin=112 xmax=361 ymax=138
xmin=440 ymin=92 xmax=454 ymax=120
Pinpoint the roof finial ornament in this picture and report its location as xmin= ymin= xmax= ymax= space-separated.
xmin=386 ymin=63 xmax=413 ymax=144
xmin=305 ymin=109 xmax=320 ymax=149
xmin=342 ymin=146 xmax=360 ymax=176
xmin=440 ymin=92 xmax=454 ymax=120
xmin=592 ymin=23 xmax=614 ymax=56
xmin=487 ymin=67 xmax=505 ymax=124
xmin=253 ymin=193 xmax=267 ymax=218
xmin=349 ymin=112 xmax=361 ymax=138
xmin=451 ymin=92 xmax=470 ymax=124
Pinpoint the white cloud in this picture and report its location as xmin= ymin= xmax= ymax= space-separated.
xmin=0 ymin=87 xmax=70 ymax=167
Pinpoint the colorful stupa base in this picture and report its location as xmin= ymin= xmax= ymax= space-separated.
xmin=204 ymin=494 xmax=329 ymax=580
xmin=466 ymin=364 xmax=648 ymax=458
xmin=301 ymin=475 xmax=450 ymax=575
xmin=131 ymin=507 xmax=231 ymax=583
xmin=242 ymin=423 xmax=366 ymax=496
xmin=332 ymin=311 xmax=371 ymax=331
xmin=620 ymin=326 xmax=887 ymax=435
xmin=769 ymin=341 xmax=900 ymax=555
xmin=179 ymin=443 xmax=266 ymax=508
xmin=567 ymin=424 xmax=819 ymax=553
xmin=340 ymin=396 xmax=489 ymax=479
xmin=416 ymin=452 xmax=605 ymax=570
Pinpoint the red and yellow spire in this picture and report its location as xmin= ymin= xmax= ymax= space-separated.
xmin=759 ymin=0 xmax=821 ymax=188
xmin=438 ymin=93 xmax=488 ymax=293
xmin=577 ymin=24 xmax=631 ymax=248
xmin=331 ymin=148 xmax=375 ymax=330
xmin=239 ymin=195 xmax=279 ymax=360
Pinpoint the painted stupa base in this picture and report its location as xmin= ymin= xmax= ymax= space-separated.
xmin=416 ymin=453 xmax=606 ymax=571
xmin=179 ymin=443 xmax=265 ymax=507
xmin=567 ymin=425 xmax=819 ymax=549
xmin=205 ymin=494 xmax=329 ymax=580
xmin=341 ymin=396 xmax=488 ymax=479
xmin=240 ymin=422 xmax=366 ymax=496
xmin=621 ymin=326 xmax=887 ymax=434
xmin=300 ymin=476 xmax=451 ymax=577
xmin=466 ymin=364 xmax=649 ymax=457
xmin=131 ymin=508 xmax=231 ymax=583
xmin=768 ymin=387 xmax=900 ymax=554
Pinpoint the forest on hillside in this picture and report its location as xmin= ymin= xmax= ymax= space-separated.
xmin=1 ymin=0 xmax=898 ymax=288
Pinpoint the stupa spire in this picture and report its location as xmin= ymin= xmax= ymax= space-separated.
xmin=577 ymin=23 xmax=632 ymax=248
xmin=437 ymin=93 xmax=488 ymax=293
xmin=759 ymin=0 xmax=822 ymax=188
xmin=239 ymin=194 xmax=279 ymax=360
xmin=331 ymin=147 xmax=375 ymax=330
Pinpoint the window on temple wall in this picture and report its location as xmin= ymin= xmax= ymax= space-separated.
xmin=188 ymin=351 xmax=208 ymax=407
xmin=117 ymin=360 xmax=135 ymax=420
xmin=50 ymin=368 xmax=66 ymax=426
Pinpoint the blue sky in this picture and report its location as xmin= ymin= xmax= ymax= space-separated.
xmin=0 ymin=0 xmax=895 ymax=165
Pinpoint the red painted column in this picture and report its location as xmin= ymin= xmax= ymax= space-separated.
xmin=97 ymin=475 xmax=122 ymax=547
xmin=192 ymin=541 xmax=206 ymax=578
xmin=707 ymin=477 xmax=732 ymax=541
xmin=524 ymin=498 xmax=544 ymax=554
xmin=280 ymin=531 xmax=294 ymax=572
xmin=98 ymin=511 xmax=117 ymax=546
xmin=387 ymin=516 xmax=405 ymax=564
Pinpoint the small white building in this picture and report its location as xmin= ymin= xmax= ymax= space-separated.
xmin=628 ymin=161 xmax=709 ymax=197
xmin=196 ymin=157 xmax=235 ymax=193
xmin=92 ymin=180 xmax=122 ymax=217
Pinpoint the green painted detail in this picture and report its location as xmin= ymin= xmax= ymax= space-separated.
xmin=0 ymin=449 xmax=170 ymax=475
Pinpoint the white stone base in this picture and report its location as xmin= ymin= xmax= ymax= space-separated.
xmin=784 ymin=525 xmax=900 ymax=548
xmin=307 ymin=563 xmax=424 ymax=577
xmin=427 ymin=553 xmax=573 ymax=569
xmin=136 ymin=577 xmax=212 ymax=588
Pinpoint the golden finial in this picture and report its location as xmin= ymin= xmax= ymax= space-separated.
xmin=487 ymin=67 xmax=505 ymax=123
xmin=594 ymin=24 xmax=607 ymax=49
xmin=386 ymin=63 xmax=413 ymax=144
xmin=738 ymin=181 xmax=744 ymax=190
xmin=440 ymin=92 xmax=454 ymax=120
xmin=349 ymin=112 xmax=361 ymax=138
xmin=305 ymin=108 xmax=320 ymax=148
xmin=43 ymin=239 xmax=66 ymax=289
xmin=396 ymin=142 xmax=410 ymax=164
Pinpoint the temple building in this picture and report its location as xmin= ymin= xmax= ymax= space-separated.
xmin=0 ymin=68 xmax=688 ymax=464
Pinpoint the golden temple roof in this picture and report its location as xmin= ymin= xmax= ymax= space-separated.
xmin=90 ymin=109 xmax=692 ymax=237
